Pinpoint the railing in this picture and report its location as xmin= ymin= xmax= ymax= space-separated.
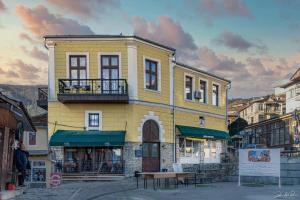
xmin=58 ymin=79 xmax=128 ymax=95
xmin=38 ymin=87 xmax=48 ymax=101
xmin=55 ymin=160 xmax=125 ymax=174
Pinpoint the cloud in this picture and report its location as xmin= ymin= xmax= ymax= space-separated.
xmin=132 ymin=16 xmax=197 ymax=51
xmin=0 ymin=67 xmax=20 ymax=78
xmin=16 ymin=5 xmax=94 ymax=37
xmin=191 ymin=0 xmax=252 ymax=25
xmin=213 ymin=31 xmax=267 ymax=53
xmin=47 ymin=0 xmax=120 ymax=18
xmin=0 ymin=0 xmax=5 ymax=12
xmin=19 ymin=32 xmax=40 ymax=44
xmin=9 ymin=59 xmax=40 ymax=80
xmin=6 ymin=70 xmax=20 ymax=78
xmin=21 ymin=46 xmax=48 ymax=62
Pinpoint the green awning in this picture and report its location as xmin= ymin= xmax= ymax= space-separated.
xmin=49 ymin=130 xmax=126 ymax=147
xmin=176 ymin=125 xmax=230 ymax=140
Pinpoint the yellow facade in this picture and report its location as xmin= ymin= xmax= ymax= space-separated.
xmin=46 ymin=36 xmax=229 ymax=144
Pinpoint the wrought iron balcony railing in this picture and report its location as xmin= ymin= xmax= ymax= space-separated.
xmin=57 ymin=79 xmax=129 ymax=103
xmin=37 ymin=87 xmax=48 ymax=110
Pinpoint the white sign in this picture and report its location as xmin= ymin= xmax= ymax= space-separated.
xmin=239 ymin=149 xmax=280 ymax=177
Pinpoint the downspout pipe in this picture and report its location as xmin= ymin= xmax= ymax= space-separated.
xmin=172 ymin=53 xmax=176 ymax=163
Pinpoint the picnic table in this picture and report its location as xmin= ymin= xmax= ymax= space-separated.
xmin=136 ymin=172 xmax=195 ymax=190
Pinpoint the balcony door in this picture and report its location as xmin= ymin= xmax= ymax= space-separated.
xmin=101 ymin=55 xmax=119 ymax=94
xmin=69 ymin=55 xmax=87 ymax=86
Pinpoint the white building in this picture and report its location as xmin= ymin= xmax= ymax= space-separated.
xmin=280 ymin=68 xmax=300 ymax=113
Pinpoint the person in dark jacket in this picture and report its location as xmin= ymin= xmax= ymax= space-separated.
xmin=14 ymin=143 xmax=29 ymax=186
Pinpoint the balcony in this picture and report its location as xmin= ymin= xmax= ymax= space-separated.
xmin=57 ymin=79 xmax=129 ymax=103
xmin=37 ymin=87 xmax=48 ymax=110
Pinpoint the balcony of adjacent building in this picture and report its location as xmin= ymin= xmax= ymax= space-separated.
xmin=37 ymin=87 xmax=48 ymax=110
xmin=57 ymin=79 xmax=129 ymax=103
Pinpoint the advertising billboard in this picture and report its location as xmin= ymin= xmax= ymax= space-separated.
xmin=239 ymin=149 xmax=280 ymax=177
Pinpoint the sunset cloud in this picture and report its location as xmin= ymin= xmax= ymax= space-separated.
xmin=132 ymin=16 xmax=197 ymax=51
xmin=213 ymin=31 xmax=267 ymax=53
xmin=21 ymin=46 xmax=48 ymax=62
xmin=9 ymin=59 xmax=41 ymax=80
xmin=47 ymin=0 xmax=120 ymax=18
xmin=16 ymin=5 xmax=94 ymax=37
xmin=0 ymin=0 xmax=5 ymax=12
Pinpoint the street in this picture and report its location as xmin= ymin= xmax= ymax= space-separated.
xmin=15 ymin=179 xmax=300 ymax=200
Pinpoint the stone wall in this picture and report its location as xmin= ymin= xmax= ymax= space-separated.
xmin=123 ymin=142 xmax=174 ymax=177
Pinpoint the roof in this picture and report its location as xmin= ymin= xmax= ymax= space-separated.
xmin=290 ymin=68 xmax=300 ymax=81
xmin=49 ymin=130 xmax=126 ymax=147
xmin=31 ymin=113 xmax=47 ymax=127
xmin=0 ymin=92 xmax=35 ymax=132
xmin=174 ymin=62 xmax=231 ymax=83
xmin=176 ymin=125 xmax=230 ymax=140
xmin=44 ymin=34 xmax=176 ymax=52
xmin=279 ymin=68 xmax=300 ymax=88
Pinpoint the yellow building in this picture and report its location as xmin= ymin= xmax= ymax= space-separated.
xmin=44 ymin=35 xmax=230 ymax=176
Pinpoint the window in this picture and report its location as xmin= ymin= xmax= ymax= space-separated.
xmin=212 ymin=84 xmax=219 ymax=106
xmin=145 ymin=59 xmax=158 ymax=90
xmin=69 ymin=55 xmax=87 ymax=82
xmin=185 ymin=76 xmax=193 ymax=100
xmin=258 ymin=103 xmax=264 ymax=111
xmin=199 ymin=80 xmax=207 ymax=103
xmin=199 ymin=116 xmax=205 ymax=128
xmin=28 ymin=132 xmax=36 ymax=146
xmin=85 ymin=111 xmax=102 ymax=130
xmin=26 ymin=161 xmax=46 ymax=183
xmin=88 ymin=113 xmax=99 ymax=127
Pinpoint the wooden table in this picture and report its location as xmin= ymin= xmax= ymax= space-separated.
xmin=136 ymin=172 xmax=195 ymax=190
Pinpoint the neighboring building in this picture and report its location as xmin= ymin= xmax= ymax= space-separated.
xmin=0 ymin=92 xmax=35 ymax=191
xmin=227 ymin=102 xmax=249 ymax=124
xmin=240 ymin=112 xmax=300 ymax=150
xmin=44 ymin=35 xmax=230 ymax=177
xmin=23 ymin=114 xmax=51 ymax=188
xmin=280 ymin=68 xmax=300 ymax=113
xmin=239 ymin=95 xmax=285 ymax=125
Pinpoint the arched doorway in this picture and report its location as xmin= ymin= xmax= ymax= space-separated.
xmin=142 ymin=120 xmax=160 ymax=172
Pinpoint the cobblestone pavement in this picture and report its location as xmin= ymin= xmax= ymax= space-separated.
xmin=15 ymin=178 xmax=300 ymax=200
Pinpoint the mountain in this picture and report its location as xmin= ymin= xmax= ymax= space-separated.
xmin=0 ymin=84 xmax=47 ymax=116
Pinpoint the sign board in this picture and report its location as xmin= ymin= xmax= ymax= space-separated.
xmin=135 ymin=149 xmax=142 ymax=157
xmin=239 ymin=149 xmax=280 ymax=177
xmin=50 ymin=173 xmax=62 ymax=187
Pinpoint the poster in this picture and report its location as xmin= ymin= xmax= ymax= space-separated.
xmin=239 ymin=149 xmax=280 ymax=177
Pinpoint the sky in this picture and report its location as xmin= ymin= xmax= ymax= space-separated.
xmin=0 ymin=0 xmax=300 ymax=98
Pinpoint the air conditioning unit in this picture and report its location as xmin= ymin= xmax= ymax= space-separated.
xmin=194 ymin=91 xmax=202 ymax=99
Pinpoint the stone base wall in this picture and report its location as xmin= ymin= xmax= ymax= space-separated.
xmin=123 ymin=142 xmax=174 ymax=177
xmin=123 ymin=142 xmax=142 ymax=177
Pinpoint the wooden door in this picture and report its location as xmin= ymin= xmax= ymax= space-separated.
xmin=142 ymin=120 xmax=160 ymax=172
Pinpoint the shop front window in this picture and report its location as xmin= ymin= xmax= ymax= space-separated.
xmin=26 ymin=161 xmax=46 ymax=183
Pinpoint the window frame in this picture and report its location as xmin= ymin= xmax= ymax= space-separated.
xmin=88 ymin=113 xmax=100 ymax=128
xmin=85 ymin=111 xmax=102 ymax=130
xmin=145 ymin=59 xmax=158 ymax=91
xmin=212 ymin=82 xmax=220 ymax=106
xmin=28 ymin=131 xmax=37 ymax=146
xmin=199 ymin=79 xmax=208 ymax=104
xmin=143 ymin=56 xmax=161 ymax=93
xmin=66 ymin=52 xmax=89 ymax=79
xmin=184 ymin=73 xmax=195 ymax=101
